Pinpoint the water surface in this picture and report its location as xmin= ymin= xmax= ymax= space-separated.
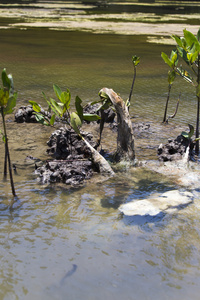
xmin=0 ymin=1 xmax=200 ymax=299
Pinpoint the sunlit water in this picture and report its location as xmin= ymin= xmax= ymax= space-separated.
xmin=0 ymin=1 xmax=200 ymax=299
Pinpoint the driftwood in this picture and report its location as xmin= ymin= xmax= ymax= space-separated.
xmin=82 ymin=137 xmax=115 ymax=175
xmin=99 ymin=88 xmax=135 ymax=162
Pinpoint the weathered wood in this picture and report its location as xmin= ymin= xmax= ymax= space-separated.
xmin=83 ymin=137 xmax=115 ymax=176
xmin=99 ymin=87 xmax=135 ymax=161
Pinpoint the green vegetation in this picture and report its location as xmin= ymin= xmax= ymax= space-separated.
xmin=162 ymin=28 xmax=200 ymax=155
xmin=161 ymin=50 xmax=177 ymax=123
xmin=0 ymin=69 xmax=17 ymax=197
xmin=30 ymin=84 xmax=100 ymax=134
xmin=127 ymin=55 xmax=140 ymax=108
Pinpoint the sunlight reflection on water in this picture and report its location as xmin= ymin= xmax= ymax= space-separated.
xmin=0 ymin=2 xmax=200 ymax=299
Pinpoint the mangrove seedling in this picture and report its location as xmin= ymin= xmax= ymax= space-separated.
xmin=161 ymin=50 xmax=178 ymax=123
xmin=162 ymin=28 xmax=200 ymax=155
xmin=30 ymin=85 xmax=114 ymax=175
xmin=181 ymin=123 xmax=200 ymax=145
xmin=0 ymin=69 xmax=18 ymax=197
xmin=127 ymin=55 xmax=140 ymax=108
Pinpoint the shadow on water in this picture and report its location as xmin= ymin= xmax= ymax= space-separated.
xmin=121 ymin=212 xmax=166 ymax=228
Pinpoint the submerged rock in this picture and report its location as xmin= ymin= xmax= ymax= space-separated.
xmin=119 ymin=190 xmax=193 ymax=216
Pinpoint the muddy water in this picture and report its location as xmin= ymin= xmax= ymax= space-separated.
xmin=1 ymin=1 xmax=200 ymax=300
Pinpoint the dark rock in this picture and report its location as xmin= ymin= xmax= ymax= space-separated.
xmin=36 ymin=159 xmax=94 ymax=185
xmin=47 ymin=127 xmax=98 ymax=160
xmin=157 ymin=135 xmax=194 ymax=162
xmin=36 ymin=127 xmax=99 ymax=186
xmin=83 ymin=103 xmax=116 ymax=123
xmin=15 ymin=105 xmax=51 ymax=123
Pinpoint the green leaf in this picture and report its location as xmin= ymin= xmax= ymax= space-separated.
xmin=50 ymin=114 xmax=55 ymax=126
xmin=70 ymin=112 xmax=82 ymax=135
xmin=132 ymin=55 xmax=140 ymax=67
xmin=196 ymin=83 xmax=200 ymax=97
xmin=177 ymin=46 xmax=190 ymax=65
xmin=188 ymin=124 xmax=194 ymax=139
xmin=181 ymin=131 xmax=189 ymax=139
xmin=161 ymin=52 xmax=173 ymax=68
xmin=168 ymin=70 xmax=176 ymax=84
xmin=97 ymin=99 xmax=112 ymax=111
xmin=197 ymin=28 xmax=200 ymax=42
xmin=183 ymin=29 xmax=200 ymax=52
xmin=170 ymin=50 xmax=178 ymax=66
xmin=98 ymin=91 xmax=110 ymax=100
xmin=75 ymin=95 xmax=83 ymax=121
xmin=187 ymin=51 xmax=199 ymax=64
xmin=35 ymin=113 xmax=50 ymax=126
xmin=181 ymin=124 xmax=194 ymax=139
xmin=0 ymin=89 xmax=9 ymax=107
xmin=1 ymin=69 xmax=11 ymax=90
xmin=53 ymin=84 xmax=62 ymax=101
xmin=29 ymin=100 xmax=41 ymax=113
xmin=60 ymin=90 xmax=71 ymax=107
xmin=49 ymin=98 xmax=63 ymax=116
xmin=4 ymin=92 xmax=17 ymax=114
xmin=83 ymin=113 xmax=101 ymax=122
xmin=172 ymin=35 xmax=183 ymax=48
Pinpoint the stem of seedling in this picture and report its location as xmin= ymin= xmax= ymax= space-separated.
xmin=128 ymin=64 xmax=136 ymax=107
xmin=163 ymin=84 xmax=172 ymax=123
xmin=1 ymin=107 xmax=16 ymax=197
xmin=195 ymin=55 xmax=200 ymax=155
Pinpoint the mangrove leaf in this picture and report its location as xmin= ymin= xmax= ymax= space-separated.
xmin=70 ymin=112 xmax=81 ymax=135
xmin=75 ymin=95 xmax=83 ymax=122
xmin=29 ymin=100 xmax=41 ymax=113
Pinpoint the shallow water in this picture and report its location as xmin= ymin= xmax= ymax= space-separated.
xmin=1 ymin=1 xmax=200 ymax=299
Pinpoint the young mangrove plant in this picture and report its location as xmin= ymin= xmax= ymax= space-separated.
xmin=0 ymin=69 xmax=18 ymax=197
xmin=30 ymin=84 xmax=114 ymax=175
xmin=161 ymin=49 xmax=177 ymax=123
xmin=127 ymin=55 xmax=140 ymax=108
xmin=162 ymin=28 xmax=200 ymax=154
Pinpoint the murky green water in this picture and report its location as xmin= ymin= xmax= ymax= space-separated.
xmin=1 ymin=1 xmax=200 ymax=299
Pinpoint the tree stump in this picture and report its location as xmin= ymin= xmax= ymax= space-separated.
xmin=99 ymin=88 xmax=135 ymax=162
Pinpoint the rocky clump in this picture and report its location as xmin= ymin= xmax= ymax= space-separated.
xmin=46 ymin=127 xmax=98 ymax=160
xmin=110 ymin=121 xmax=151 ymax=135
xmin=36 ymin=159 xmax=93 ymax=185
xmin=83 ymin=103 xmax=116 ymax=123
xmin=15 ymin=105 xmax=51 ymax=123
xmin=157 ymin=134 xmax=193 ymax=162
xmin=36 ymin=127 xmax=99 ymax=185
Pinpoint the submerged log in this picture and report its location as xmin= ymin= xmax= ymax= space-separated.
xmin=99 ymin=88 xmax=135 ymax=162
